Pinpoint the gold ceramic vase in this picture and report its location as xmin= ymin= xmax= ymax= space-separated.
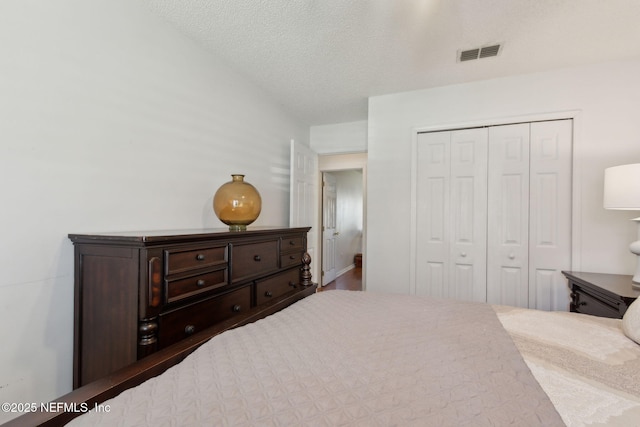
xmin=213 ymin=174 xmax=262 ymax=231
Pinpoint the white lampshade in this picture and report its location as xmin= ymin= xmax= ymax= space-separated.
xmin=603 ymin=163 xmax=640 ymax=210
xmin=604 ymin=163 xmax=640 ymax=287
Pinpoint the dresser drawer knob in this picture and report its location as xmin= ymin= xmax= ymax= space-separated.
xmin=264 ymin=291 xmax=273 ymax=297
xmin=254 ymin=255 xmax=261 ymax=261
xmin=184 ymin=325 xmax=195 ymax=335
xmin=196 ymin=254 xmax=205 ymax=261
xmin=196 ymin=279 xmax=206 ymax=287
xmin=289 ymin=281 xmax=297 ymax=288
xmin=289 ymin=255 xmax=296 ymax=260
xmin=232 ymin=304 xmax=242 ymax=312
xmin=289 ymin=240 xmax=295 ymax=245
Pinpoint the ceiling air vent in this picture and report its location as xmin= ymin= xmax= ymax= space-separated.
xmin=479 ymin=44 xmax=501 ymax=58
xmin=458 ymin=44 xmax=502 ymax=62
xmin=459 ymin=48 xmax=480 ymax=62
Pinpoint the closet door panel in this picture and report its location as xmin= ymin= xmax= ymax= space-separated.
xmin=424 ymin=262 xmax=446 ymax=297
xmin=487 ymin=124 xmax=530 ymax=307
xmin=452 ymin=264 xmax=474 ymax=301
xmin=416 ymin=132 xmax=450 ymax=296
xmin=449 ymin=129 xmax=488 ymax=302
xmin=416 ymin=129 xmax=487 ymax=301
xmin=529 ymin=120 xmax=572 ymax=310
xmin=500 ymin=267 xmax=526 ymax=304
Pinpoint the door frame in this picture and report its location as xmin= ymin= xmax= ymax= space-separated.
xmin=409 ymin=110 xmax=583 ymax=296
xmin=318 ymin=153 xmax=368 ymax=289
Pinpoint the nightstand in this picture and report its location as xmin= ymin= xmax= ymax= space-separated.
xmin=562 ymin=271 xmax=640 ymax=319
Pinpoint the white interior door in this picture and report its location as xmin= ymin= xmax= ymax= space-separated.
xmin=416 ymin=128 xmax=488 ymax=302
xmin=486 ymin=121 xmax=572 ymax=309
xmin=416 ymin=131 xmax=451 ymax=297
xmin=290 ymin=140 xmax=318 ymax=281
xmin=528 ymin=120 xmax=572 ymax=311
xmin=415 ymin=119 xmax=572 ymax=309
xmin=487 ymin=124 xmax=531 ymax=307
xmin=322 ymin=173 xmax=337 ymax=285
xmin=450 ymin=129 xmax=488 ymax=302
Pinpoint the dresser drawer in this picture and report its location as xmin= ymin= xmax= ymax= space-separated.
xmin=157 ymin=285 xmax=251 ymax=349
xmin=281 ymin=252 xmax=304 ymax=268
xmin=165 ymin=268 xmax=228 ymax=304
xmin=256 ymin=268 xmax=299 ymax=306
xmin=164 ymin=245 xmax=228 ymax=275
xmin=281 ymin=235 xmax=305 ymax=252
xmin=231 ymin=240 xmax=278 ymax=282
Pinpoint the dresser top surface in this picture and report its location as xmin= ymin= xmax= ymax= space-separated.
xmin=69 ymin=226 xmax=311 ymax=244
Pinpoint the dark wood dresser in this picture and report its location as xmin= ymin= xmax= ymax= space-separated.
xmin=69 ymin=227 xmax=314 ymax=388
xmin=563 ymin=271 xmax=639 ymax=319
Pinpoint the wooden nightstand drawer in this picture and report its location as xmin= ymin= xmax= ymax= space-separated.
xmin=165 ymin=245 xmax=227 ymax=275
xmin=158 ymin=285 xmax=251 ymax=349
xmin=563 ymin=271 xmax=639 ymax=319
xmin=256 ymin=268 xmax=299 ymax=306
xmin=570 ymin=288 xmax=621 ymax=318
xmin=231 ymin=240 xmax=279 ymax=282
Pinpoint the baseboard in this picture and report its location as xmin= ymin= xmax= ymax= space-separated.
xmin=336 ymin=264 xmax=355 ymax=277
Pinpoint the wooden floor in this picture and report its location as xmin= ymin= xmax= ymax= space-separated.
xmin=320 ymin=267 xmax=362 ymax=291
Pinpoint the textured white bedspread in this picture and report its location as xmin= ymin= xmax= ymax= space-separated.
xmin=69 ymin=291 xmax=569 ymax=426
xmin=496 ymin=305 xmax=640 ymax=426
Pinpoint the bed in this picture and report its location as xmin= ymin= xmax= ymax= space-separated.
xmin=7 ymin=290 xmax=640 ymax=426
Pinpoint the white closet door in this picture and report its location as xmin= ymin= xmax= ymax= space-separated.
xmin=449 ymin=129 xmax=488 ymax=302
xmin=416 ymin=131 xmax=451 ymax=297
xmin=416 ymin=128 xmax=488 ymax=302
xmin=415 ymin=120 xmax=571 ymax=308
xmin=529 ymin=120 xmax=572 ymax=310
xmin=487 ymin=124 xmax=531 ymax=307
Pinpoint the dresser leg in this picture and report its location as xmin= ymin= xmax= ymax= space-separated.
xmin=138 ymin=318 xmax=158 ymax=358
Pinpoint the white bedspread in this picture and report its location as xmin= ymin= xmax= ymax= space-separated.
xmin=496 ymin=305 xmax=640 ymax=426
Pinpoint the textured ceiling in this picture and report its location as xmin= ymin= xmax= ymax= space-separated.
xmin=140 ymin=0 xmax=640 ymax=125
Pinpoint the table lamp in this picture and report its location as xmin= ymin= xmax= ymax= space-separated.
xmin=604 ymin=163 xmax=640 ymax=288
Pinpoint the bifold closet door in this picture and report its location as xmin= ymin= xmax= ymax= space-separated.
xmin=528 ymin=120 xmax=572 ymax=310
xmin=486 ymin=120 xmax=572 ymax=310
xmin=486 ymin=124 xmax=531 ymax=307
xmin=416 ymin=128 xmax=488 ymax=302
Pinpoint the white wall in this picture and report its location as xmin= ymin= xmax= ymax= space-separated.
xmin=311 ymin=120 xmax=367 ymax=154
xmin=367 ymin=58 xmax=640 ymax=295
xmin=0 ymin=0 xmax=308 ymax=421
